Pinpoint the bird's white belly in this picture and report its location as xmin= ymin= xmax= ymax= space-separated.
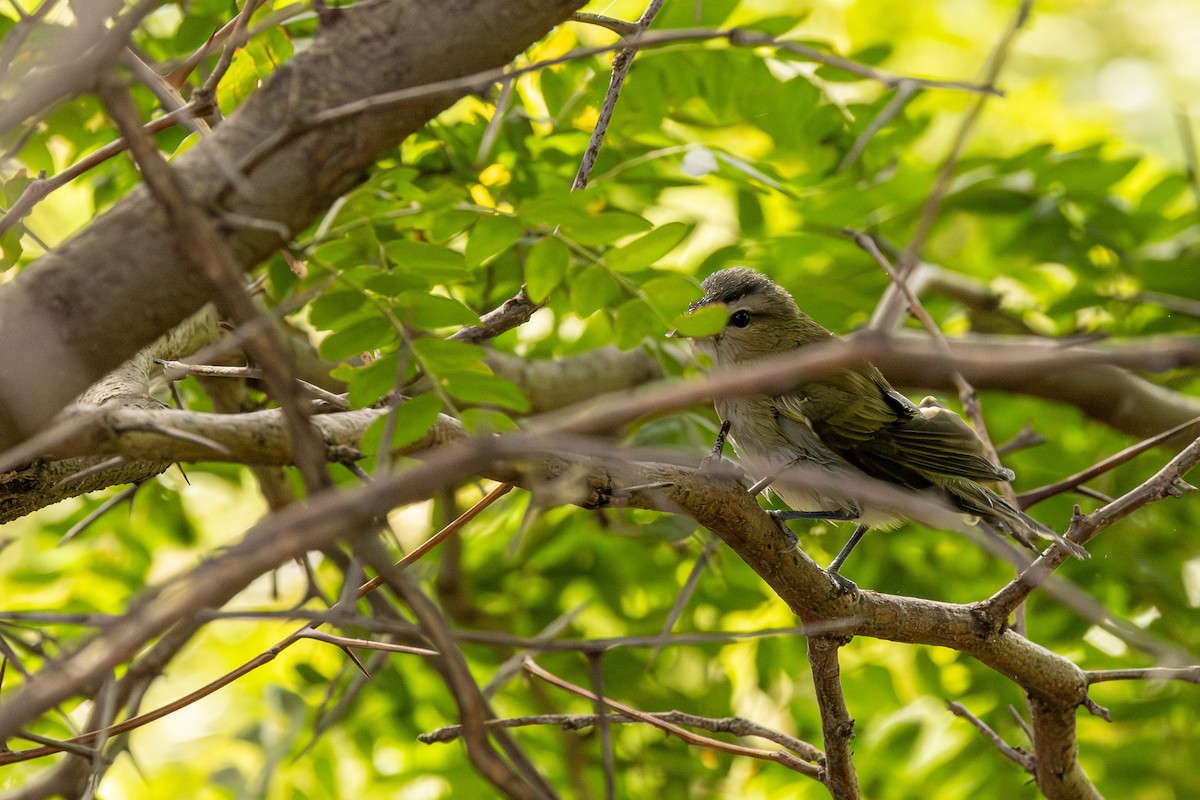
xmin=717 ymin=396 xmax=907 ymax=530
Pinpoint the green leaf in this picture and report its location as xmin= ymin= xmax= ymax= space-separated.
xmin=525 ymin=237 xmax=570 ymax=302
xmin=1139 ymin=174 xmax=1188 ymax=216
xmin=318 ymin=316 xmax=395 ymax=361
xmin=385 ymin=240 xmax=468 ymax=280
xmin=309 ymin=290 xmax=368 ymax=330
xmin=363 ymin=271 xmax=431 ymax=296
xmin=359 ymin=393 xmax=444 ymax=457
xmin=441 ymin=371 xmax=529 ymax=411
xmin=216 ymin=48 xmax=259 ymax=114
xmin=394 ymin=292 xmax=479 ymax=329
xmin=614 ymin=299 xmax=657 ymax=350
xmin=570 ymin=265 xmax=621 ymax=317
xmin=670 ymin=304 xmax=727 ymax=337
xmin=460 ymin=407 xmax=519 ymax=434
xmin=465 ymin=214 xmax=523 ymax=267
xmin=344 ymin=351 xmax=400 ymax=408
xmin=642 ymin=273 xmax=702 ymax=322
xmin=412 ymin=337 xmax=488 ymax=372
xmin=560 ymin=211 xmax=653 ymax=246
xmin=607 ymin=222 xmax=689 ymax=273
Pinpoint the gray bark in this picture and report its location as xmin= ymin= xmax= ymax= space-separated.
xmin=0 ymin=0 xmax=587 ymax=449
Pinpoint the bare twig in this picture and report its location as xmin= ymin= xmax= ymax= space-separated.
xmin=871 ymin=0 xmax=1033 ymax=331
xmin=1176 ymin=110 xmax=1200 ymax=223
xmin=572 ymin=0 xmax=666 ymax=190
xmin=984 ymin=435 xmax=1200 ymax=623
xmin=523 ymin=658 xmax=823 ymax=779
xmin=420 ymin=710 xmax=825 ymax=763
xmin=482 ymin=604 xmax=589 ymax=698
xmin=231 ymin=27 xmax=1000 ymax=189
xmin=1019 ymin=416 xmax=1200 ymax=508
xmin=356 ymin=535 xmax=555 ymax=800
xmin=837 ymin=79 xmax=918 ymax=172
xmin=570 ymin=12 xmax=640 ymax=38
xmin=1086 ymin=666 xmax=1200 ymax=685
xmin=0 ymin=0 xmax=162 ymax=135
xmin=946 ymin=701 xmax=1035 ymax=771
xmin=155 ymin=359 xmax=349 ymax=409
xmin=57 ymin=484 xmax=139 ymax=545
xmin=0 ymin=480 xmax=512 ymax=768
xmin=194 ymin=0 xmax=260 ymax=103
xmin=0 ymin=99 xmax=211 ymax=237
xmin=451 ymin=287 xmax=541 ymax=344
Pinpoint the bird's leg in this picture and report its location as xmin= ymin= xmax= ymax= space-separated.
xmin=768 ymin=509 xmax=860 ymax=522
xmin=766 ymin=509 xmax=860 ymax=559
xmin=709 ymin=418 xmax=731 ymax=459
xmin=825 ymin=524 xmax=869 ymax=593
xmin=748 ymin=454 xmax=810 ymax=495
xmin=699 ymin=419 xmax=743 ymax=481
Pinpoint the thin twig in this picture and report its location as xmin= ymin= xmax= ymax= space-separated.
xmin=0 ymin=482 xmax=514 ymax=768
xmin=984 ymin=435 xmax=1200 ymax=623
xmin=451 ymin=287 xmax=541 ymax=345
xmin=57 ymin=484 xmax=139 ymax=546
xmin=588 ymin=653 xmax=616 ymax=800
xmin=195 ymin=0 xmax=260 ymax=102
xmin=572 ymin=0 xmax=666 ymax=190
xmin=946 ymin=701 xmax=1035 ymax=771
xmin=837 ymin=79 xmax=918 ymax=172
xmin=481 ymin=604 xmax=588 ymax=698
xmin=419 ymin=711 xmax=825 ymax=763
xmin=1019 ymin=415 xmax=1200 ymax=508
xmin=523 ymin=658 xmax=822 ymax=779
xmin=230 ymin=27 xmax=1000 ymax=192
xmin=1176 ymin=110 xmax=1200 ymax=223
xmin=0 ymin=99 xmax=211 ymax=237
xmin=1086 ymin=666 xmax=1200 ymax=685
xmin=870 ymin=0 xmax=1032 ymax=330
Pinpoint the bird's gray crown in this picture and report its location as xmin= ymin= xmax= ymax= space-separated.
xmin=690 ymin=267 xmax=795 ymax=315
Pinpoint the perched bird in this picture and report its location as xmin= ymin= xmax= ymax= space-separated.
xmin=686 ymin=267 xmax=1087 ymax=586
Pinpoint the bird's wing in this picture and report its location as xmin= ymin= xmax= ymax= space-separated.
xmin=776 ymin=371 xmax=1012 ymax=486
xmin=881 ymin=404 xmax=1015 ymax=482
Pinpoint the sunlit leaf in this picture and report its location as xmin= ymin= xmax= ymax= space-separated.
xmin=606 ymin=222 xmax=689 ymax=273
xmin=524 ymin=236 xmax=570 ymax=302
xmin=465 ymin=213 xmax=523 ymax=267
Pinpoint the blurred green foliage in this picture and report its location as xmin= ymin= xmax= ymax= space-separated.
xmin=2 ymin=0 xmax=1200 ymax=798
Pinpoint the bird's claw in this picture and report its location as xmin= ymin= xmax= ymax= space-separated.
xmin=767 ymin=511 xmax=800 ymax=551
xmin=699 ymin=454 xmax=744 ymax=482
xmin=827 ymin=570 xmax=858 ymax=594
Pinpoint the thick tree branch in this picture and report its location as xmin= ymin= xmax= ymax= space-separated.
xmin=0 ymin=0 xmax=590 ymax=449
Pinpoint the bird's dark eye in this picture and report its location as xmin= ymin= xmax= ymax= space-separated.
xmin=728 ymin=310 xmax=751 ymax=328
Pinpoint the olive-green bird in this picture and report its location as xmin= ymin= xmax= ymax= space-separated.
xmin=687 ymin=267 xmax=1087 ymax=585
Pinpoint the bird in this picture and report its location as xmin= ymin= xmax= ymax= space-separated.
xmin=685 ymin=266 xmax=1087 ymax=587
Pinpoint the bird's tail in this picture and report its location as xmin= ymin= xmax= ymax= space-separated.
xmin=947 ymin=480 xmax=1090 ymax=560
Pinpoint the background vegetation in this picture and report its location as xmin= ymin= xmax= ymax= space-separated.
xmin=1 ymin=1 xmax=1198 ymax=798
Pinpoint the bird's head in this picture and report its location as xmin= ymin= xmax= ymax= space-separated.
xmin=686 ymin=267 xmax=831 ymax=364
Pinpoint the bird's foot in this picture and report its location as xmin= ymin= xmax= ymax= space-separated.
xmin=699 ymin=419 xmax=743 ymax=480
xmin=766 ymin=511 xmax=800 ymax=552
xmin=699 ymin=453 xmax=744 ymax=482
xmin=827 ymin=569 xmax=858 ymax=595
